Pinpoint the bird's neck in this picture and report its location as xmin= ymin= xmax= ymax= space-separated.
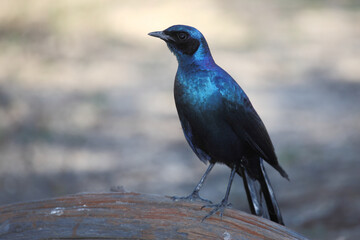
xmin=176 ymin=41 xmax=216 ymax=69
xmin=177 ymin=55 xmax=216 ymax=69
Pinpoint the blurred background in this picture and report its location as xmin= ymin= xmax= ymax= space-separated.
xmin=0 ymin=0 xmax=359 ymax=239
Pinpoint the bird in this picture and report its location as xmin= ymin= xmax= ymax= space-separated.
xmin=148 ymin=25 xmax=289 ymax=225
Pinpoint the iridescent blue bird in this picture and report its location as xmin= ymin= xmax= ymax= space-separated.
xmin=149 ymin=25 xmax=289 ymax=225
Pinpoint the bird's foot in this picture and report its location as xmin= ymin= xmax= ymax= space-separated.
xmin=171 ymin=191 xmax=212 ymax=204
xmin=201 ymin=199 xmax=232 ymax=222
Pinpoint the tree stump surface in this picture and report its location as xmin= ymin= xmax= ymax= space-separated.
xmin=0 ymin=190 xmax=308 ymax=239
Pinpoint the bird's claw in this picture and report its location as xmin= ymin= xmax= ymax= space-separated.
xmin=201 ymin=200 xmax=232 ymax=222
xmin=171 ymin=192 xmax=213 ymax=204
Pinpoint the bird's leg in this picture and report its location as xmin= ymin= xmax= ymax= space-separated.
xmin=172 ymin=162 xmax=215 ymax=203
xmin=201 ymin=164 xmax=237 ymax=221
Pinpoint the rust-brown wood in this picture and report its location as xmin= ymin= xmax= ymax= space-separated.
xmin=0 ymin=190 xmax=308 ymax=239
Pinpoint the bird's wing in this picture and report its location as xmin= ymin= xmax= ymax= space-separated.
xmin=220 ymin=80 xmax=277 ymax=165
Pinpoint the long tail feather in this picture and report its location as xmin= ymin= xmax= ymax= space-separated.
xmin=240 ymin=167 xmax=264 ymax=217
xmin=239 ymin=159 xmax=284 ymax=225
xmin=259 ymin=159 xmax=284 ymax=225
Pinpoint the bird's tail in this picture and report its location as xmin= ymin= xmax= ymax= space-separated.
xmin=238 ymin=159 xmax=284 ymax=225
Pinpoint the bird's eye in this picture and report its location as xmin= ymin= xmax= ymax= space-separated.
xmin=177 ymin=32 xmax=188 ymax=40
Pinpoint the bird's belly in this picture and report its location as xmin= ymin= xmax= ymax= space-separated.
xmin=179 ymin=107 xmax=244 ymax=165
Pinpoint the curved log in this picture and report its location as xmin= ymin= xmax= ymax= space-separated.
xmin=0 ymin=189 xmax=307 ymax=239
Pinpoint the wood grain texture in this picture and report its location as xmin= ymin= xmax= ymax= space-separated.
xmin=0 ymin=190 xmax=308 ymax=239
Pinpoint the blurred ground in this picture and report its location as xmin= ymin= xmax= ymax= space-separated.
xmin=0 ymin=0 xmax=359 ymax=239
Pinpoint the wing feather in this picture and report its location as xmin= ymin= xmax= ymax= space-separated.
xmin=221 ymin=84 xmax=278 ymax=166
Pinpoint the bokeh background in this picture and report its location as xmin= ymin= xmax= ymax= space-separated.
xmin=0 ymin=0 xmax=359 ymax=239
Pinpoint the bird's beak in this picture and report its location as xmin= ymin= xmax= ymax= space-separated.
xmin=148 ymin=31 xmax=174 ymax=42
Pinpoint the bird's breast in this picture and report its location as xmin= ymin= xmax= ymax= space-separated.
xmin=174 ymin=74 xmax=221 ymax=110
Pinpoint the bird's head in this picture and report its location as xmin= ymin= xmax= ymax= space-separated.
xmin=148 ymin=25 xmax=214 ymax=66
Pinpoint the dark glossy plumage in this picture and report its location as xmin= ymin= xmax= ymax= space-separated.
xmin=149 ymin=25 xmax=288 ymax=224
